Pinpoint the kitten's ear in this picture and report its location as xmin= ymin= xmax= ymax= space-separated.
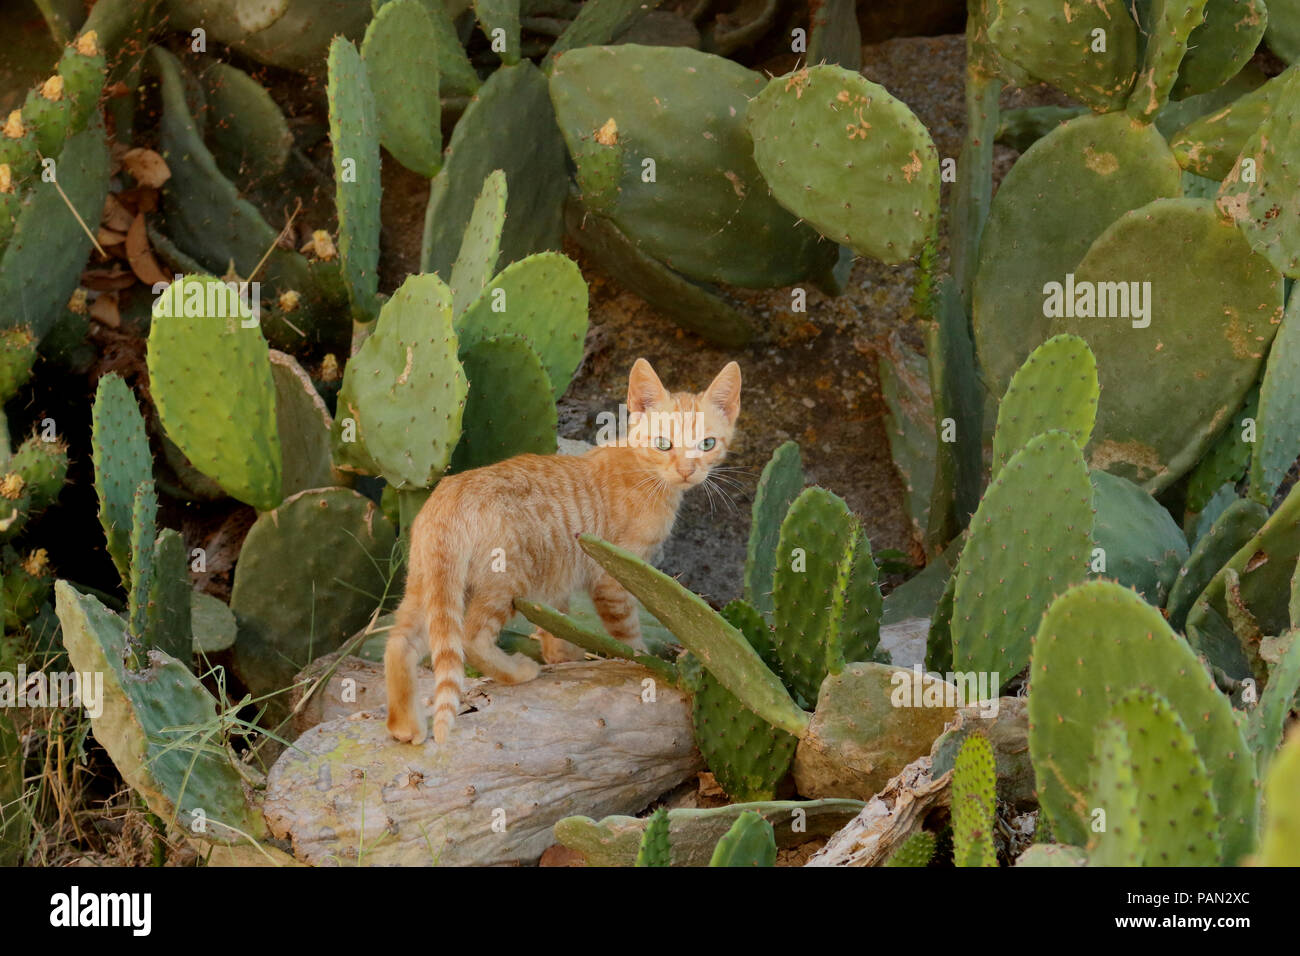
xmin=628 ymin=358 xmax=668 ymax=414
xmin=705 ymin=361 xmax=742 ymax=424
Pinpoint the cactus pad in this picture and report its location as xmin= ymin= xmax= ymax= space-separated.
xmin=1250 ymin=292 xmax=1300 ymax=503
xmin=952 ymin=733 xmax=998 ymax=867
xmin=91 ymin=373 xmax=153 ymax=586
xmin=449 ymin=170 xmax=506 ymax=319
xmin=1089 ymin=469 xmax=1188 ymax=606
xmin=362 ymin=0 xmax=442 ymax=178
xmin=744 ymin=441 xmax=804 ymax=619
xmin=449 ymin=335 xmax=557 ymax=473
xmin=991 ymin=334 xmax=1098 ymax=474
xmin=708 ymin=810 xmax=776 ymax=866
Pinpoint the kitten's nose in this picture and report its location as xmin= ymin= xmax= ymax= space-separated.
xmin=676 ymin=461 xmax=695 ymax=480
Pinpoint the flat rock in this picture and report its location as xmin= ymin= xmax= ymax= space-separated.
xmin=263 ymin=659 xmax=702 ymax=865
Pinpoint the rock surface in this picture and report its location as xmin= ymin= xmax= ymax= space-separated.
xmin=263 ymin=659 xmax=702 ymax=865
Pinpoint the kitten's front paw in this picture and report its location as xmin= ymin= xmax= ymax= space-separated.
xmin=387 ymin=709 xmax=427 ymax=745
xmin=539 ymin=630 xmax=586 ymax=665
xmin=500 ymin=654 xmax=541 ymax=684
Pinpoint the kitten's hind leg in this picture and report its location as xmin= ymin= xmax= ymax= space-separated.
xmin=385 ymin=605 xmax=428 ymax=744
xmin=463 ymin=592 xmax=541 ymax=685
xmin=534 ymin=597 xmax=586 ymax=665
xmin=591 ymin=573 xmax=647 ymax=653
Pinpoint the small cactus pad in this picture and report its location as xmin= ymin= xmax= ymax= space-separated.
xmin=473 ymin=0 xmax=521 ymax=65
xmin=634 ymin=807 xmax=670 ymax=866
xmin=1166 ymin=496 xmax=1268 ymax=632
xmin=744 ymin=441 xmax=804 ymax=619
xmin=884 ymin=830 xmax=937 ymax=867
xmin=1173 ymin=0 xmax=1268 ymax=100
xmin=127 ymin=481 xmax=157 ymax=641
xmin=972 ymin=112 xmax=1182 ymax=395
xmin=454 ymin=251 xmax=588 ymax=398
xmin=1127 ymin=0 xmax=1212 ymax=121
xmin=1028 ymin=579 xmax=1257 ymax=863
xmin=986 ymin=0 xmax=1138 ymax=111
xmin=449 ymin=170 xmax=507 ymax=319
xmin=1051 ymin=197 xmax=1284 ymax=493
xmin=231 ymin=488 xmax=398 ymax=699
xmin=1247 ymin=632 xmax=1300 ymax=773
xmin=579 ymin=533 xmax=811 ymax=737
xmin=143 ymin=528 xmax=193 ymax=663
xmin=1185 ymin=386 xmax=1258 ymax=513
xmin=1170 ymin=65 xmax=1296 ymax=180
xmin=55 ymin=581 xmax=264 ymax=842
xmin=449 ymin=335 xmax=557 ymax=473
xmin=1088 ymin=470 xmax=1189 ymax=607
xmin=201 ymin=61 xmax=293 ymax=187
xmin=361 ymin=0 xmax=442 ymax=179
xmin=746 ymin=64 xmax=940 ymax=264
xmin=708 ymin=810 xmax=776 ymax=866
xmin=952 ymin=733 xmax=998 ymax=867
xmin=331 ymin=273 xmax=467 ymax=489
xmin=1088 ymin=689 xmax=1221 ymax=866
xmin=147 ymin=276 xmax=283 ymax=511
xmin=327 ymin=36 xmax=382 ymax=322
xmin=547 ymin=44 xmax=836 ymax=288
xmin=268 ymin=350 xmax=336 ymax=498
xmin=991 ymin=334 xmax=1098 ymax=474
xmin=91 ymin=373 xmax=153 ymax=586
xmin=952 ymin=432 xmax=1094 ymax=683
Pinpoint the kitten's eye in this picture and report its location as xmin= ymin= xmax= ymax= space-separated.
xmin=653 ymin=436 xmax=672 ymax=451
xmin=698 ymin=437 xmax=717 ymax=452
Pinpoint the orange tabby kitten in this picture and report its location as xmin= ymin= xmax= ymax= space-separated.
xmin=385 ymin=358 xmax=742 ymax=744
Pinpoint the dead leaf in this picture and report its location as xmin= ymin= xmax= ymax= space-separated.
xmin=89 ymin=292 xmax=121 ymax=328
xmin=125 ymin=214 xmax=170 ymax=286
xmin=96 ymin=226 xmax=127 ymax=247
xmin=101 ymin=193 xmax=134 ymax=232
xmin=80 ymin=266 xmax=137 ymax=292
xmin=121 ymin=148 xmax=171 ymax=188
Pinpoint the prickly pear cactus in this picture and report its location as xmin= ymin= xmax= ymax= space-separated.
xmin=1166 ymin=497 xmax=1268 ymax=632
xmin=91 ymin=373 xmax=153 ymax=586
xmin=1028 ymin=580 xmax=1257 ymax=863
xmin=1088 ymin=470 xmax=1188 ymax=607
xmin=332 ymin=273 xmax=467 ymax=489
xmin=746 ymin=64 xmax=940 ymax=264
xmin=361 ymin=0 xmax=442 ymax=179
xmin=55 ymin=581 xmax=264 ymax=842
xmin=0 ymin=436 xmax=70 ymax=543
xmin=744 ymin=442 xmax=803 ymax=620
xmin=1257 ymin=729 xmax=1300 ymax=865
xmin=1170 ymin=65 xmax=1296 ymax=180
xmin=884 ymin=830 xmax=936 ymax=867
xmin=147 ymin=276 xmax=282 ymax=511
xmin=449 ymin=335 xmax=557 ymax=473
xmin=708 ymin=810 xmax=776 ymax=867
xmin=1250 ymin=291 xmax=1300 ymax=504
xmin=951 ymin=431 xmax=1094 ymax=682
xmin=1173 ymin=0 xmax=1268 ymax=100
xmin=449 ymin=171 xmax=507 ymax=319
xmin=991 ymin=334 xmax=1098 ymax=474
xmin=634 ymin=807 xmax=670 ymax=867
xmin=952 ymin=733 xmax=997 ymax=867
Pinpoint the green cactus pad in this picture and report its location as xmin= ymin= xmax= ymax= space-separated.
xmin=1128 ymin=0 xmax=1212 ymax=121
xmin=1089 ymin=470 xmax=1188 ymax=606
xmin=449 ymin=335 xmax=557 ymax=473
xmin=744 ymin=441 xmax=804 ymax=619
xmin=1028 ymin=579 xmax=1257 ymax=863
xmin=1186 ymin=386 xmax=1258 ymax=513
xmin=269 ymin=350 xmax=335 ymax=498
xmin=952 ymin=733 xmax=998 ymax=867
xmin=547 ymin=44 xmax=836 ymax=288
xmin=926 ymin=567 xmax=957 ymax=672
xmin=876 ymin=333 xmax=936 ymax=542
xmin=362 ymin=0 xmax=442 ymax=179
xmin=55 ymin=581 xmax=264 ymax=842
xmin=1093 ymin=690 xmax=1222 ymax=865
xmin=992 ymin=334 xmax=1098 ymax=475
xmin=562 ymin=199 xmax=756 ymax=346
xmin=952 ymin=432 xmax=1094 ymax=682
xmin=634 ymin=807 xmax=670 ymax=866
xmin=1215 ymin=67 xmax=1300 ymax=278
xmin=1173 ymin=0 xmax=1268 ymax=100
xmin=91 ymin=373 xmax=153 ymax=586
xmin=972 ymin=112 xmax=1182 ymax=395
xmin=422 ymin=62 xmax=567 ymax=280
xmin=192 ymin=590 xmax=237 ymax=656
xmin=692 ymin=600 xmax=798 ymax=802
xmin=231 ymin=488 xmax=398 ymax=699
xmin=455 ymin=251 xmax=588 ymax=397
xmin=327 ymin=36 xmax=382 ymax=322
xmin=746 ymin=64 xmax=939 ymax=264
xmin=449 ymin=170 xmax=506 ymax=319
xmin=987 ymin=0 xmax=1138 ymax=111
xmin=511 ymin=598 xmax=676 ymax=681
xmin=1266 ymin=0 xmax=1300 ymax=63
xmin=143 ymin=528 xmax=192 ymax=662
xmin=0 ymin=125 xmax=109 ymax=341
xmin=332 ymin=273 xmax=467 ymax=489
xmin=1248 ymin=632 xmax=1300 ymax=773
xmin=1250 ymin=292 xmax=1300 ymax=503
xmin=884 ymin=830 xmax=937 ymax=867
xmin=1257 ymin=729 xmax=1300 ymax=865
xmin=127 ymin=481 xmax=157 ymax=640
xmin=708 ymin=811 xmax=776 ymax=866
xmin=418 ymin=0 xmax=480 ymax=95
xmin=1051 ymin=197 xmax=1283 ymax=492
xmin=771 ymin=487 xmax=882 ymax=704
xmin=1166 ymin=496 xmax=1268 ymax=632
xmin=201 ymin=61 xmax=293 ymax=187
xmin=544 ymin=0 xmax=665 ymax=64
xmin=147 ymin=276 xmax=282 ymax=511
xmin=0 ymin=437 xmax=69 ymax=542
xmin=1170 ymin=66 xmax=1297 ymax=180
xmin=579 ymin=533 xmax=811 ymax=737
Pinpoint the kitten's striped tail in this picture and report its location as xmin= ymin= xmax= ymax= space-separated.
xmin=426 ymin=549 xmax=468 ymax=744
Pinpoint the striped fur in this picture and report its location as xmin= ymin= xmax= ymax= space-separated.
xmin=385 ymin=359 xmax=742 ymax=744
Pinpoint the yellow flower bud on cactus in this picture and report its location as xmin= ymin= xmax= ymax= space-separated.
xmin=75 ymin=30 xmax=100 ymax=57
xmin=0 ymin=473 xmax=25 ymax=500
xmin=41 ymin=75 xmax=64 ymax=101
